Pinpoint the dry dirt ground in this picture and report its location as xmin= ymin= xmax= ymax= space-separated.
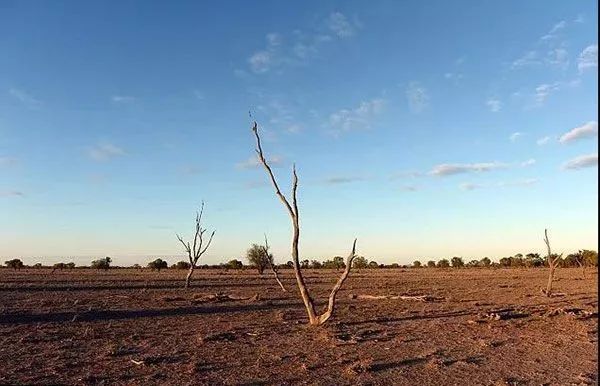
xmin=0 ymin=268 xmax=597 ymax=386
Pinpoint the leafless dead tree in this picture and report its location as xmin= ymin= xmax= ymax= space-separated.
xmin=262 ymin=234 xmax=287 ymax=292
xmin=176 ymin=202 xmax=215 ymax=289
xmin=251 ymin=121 xmax=357 ymax=325
xmin=542 ymin=229 xmax=562 ymax=297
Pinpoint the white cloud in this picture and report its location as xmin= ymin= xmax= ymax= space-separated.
xmin=486 ymin=98 xmax=502 ymax=112
xmin=546 ymin=48 xmax=569 ymax=69
xmin=520 ymin=158 xmax=536 ymax=167
xmin=540 ymin=20 xmax=567 ymax=41
xmin=111 ymin=95 xmax=136 ymax=104
xmin=327 ymin=12 xmax=358 ymax=38
xmin=536 ymin=136 xmax=551 ymax=146
xmin=460 ymin=183 xmax=484 ymax=191
xmin=534 ymin=82 xmax=560 ymax=106
xmin=509 ymin=132 xmax=523 ymax=142
xmin=511 ymin=51 xmax=540 ymax=69
xmin=9 ymin=88 xmax=42 ymax=108
xmin=0 ymin=190 xmax=25 ymax=198
xmin=236 ymin=154 xmax=283 ymax=170
xmin=246 ymin=13 xmax=358 ymax=74
xmin=324 ymin=176 xmax=365 ymax=185
xmin=578 ymin=44 xmax=598 ymax=73
xmin=400 ymin=185 xmax=419 ymax=192
xmin=0 ymin=156 xmax=18 ymax=167
xmin=498 ymin=178 xmax=539 ymax=187
xmin=88 ymin=143 xmax=126 ymax=161
xmin=559 ymin=121 xmax=598 ymax=143
xmin=328 ymin=98 xmax=385 ymax=134
xmin=430 ymin=162 xmax=508 ymax=176
xmin=460 ymin=178 xmax=539 ymax=191
xmin=562 ymin=153 xmax=598 ymax=170
xmin=406 ymin=82 xmax=429 ymax=113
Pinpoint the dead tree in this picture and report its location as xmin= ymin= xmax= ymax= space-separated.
xmin=542 ymin=229 xmax=562 ymax=297
xmin=251 ymin=121 xmax=357 ymax=325
xmin=176 ymin=202 xmax=215 ymax=289
xmin=574 ymin=250 xmax=586 ymax=279
xmin=262 ymin=234 xmax=287 ymax=292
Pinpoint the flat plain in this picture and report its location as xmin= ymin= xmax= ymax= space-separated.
xmin=0 ymin=268 xmax=597 ymax=385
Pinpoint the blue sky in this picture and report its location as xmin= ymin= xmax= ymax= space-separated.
xmin=1 ymin=1 xmax=597 ymax=265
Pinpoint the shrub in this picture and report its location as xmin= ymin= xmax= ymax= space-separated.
xmin=427 ymin=260 xmax=436 ymax=268
xmin=5 ymin=259 xmax=24 ymax=270
xmin=467 ymin=260 xmax=479 ymax=267
xmin=367 ymin=261 xmax=379 ymax=268
xmin=147 ymin=258 xmax=168 ymax=271
xmin=91 ymin=257 xmax=112 ymax=270
xmin=412 ymin=260 xmax=422 ymax=268
xmin=310 ymin=260 xmax=323 ymax=269
xmin=246 ymin=244 xmax=270 ymax=274
xmin=352 ymin=256 xmax=368 ymax=269
xmin=225 ymin=259 xmax=243 ymax=269
xmin=172 ymin=261 xmax=191 ymax=270
xmin=479 ymin=257 xmax=491 ymax=267
xmin=437 ymin=259 xmax=450 ymax=268
xmin=451 ymin=257 xmax=464 ymax=268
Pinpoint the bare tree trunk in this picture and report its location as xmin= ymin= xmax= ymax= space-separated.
xmin=185 ymin=265 xmax=195 ymax=289
xmin=270 ymin=266 xmax=287 ymax=292
xmin=252 ymin=122 xmax=357 ymax=326
xmin=543 ymin=229 xmax=561 ymax=297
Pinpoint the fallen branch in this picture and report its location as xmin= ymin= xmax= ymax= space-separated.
xmin=348 ymin=294 xmax=440 ymax=302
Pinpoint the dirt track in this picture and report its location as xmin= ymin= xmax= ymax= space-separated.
xmin=0 ymin=268 xmax=597 ymax=385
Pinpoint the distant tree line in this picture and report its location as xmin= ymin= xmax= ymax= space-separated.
xmin=3 ymin=249 xmax=598 ymax=271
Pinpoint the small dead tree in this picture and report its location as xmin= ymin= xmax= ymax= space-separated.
xmin=176 ymin=202 xmax=215 ymax=289
xmin=251 ymin=121 xmax=357 ymax=325
xmin=542 ymin=229 xmax=562 ymax=297
xmin=262 ymin=234 xmax=287 ymax=292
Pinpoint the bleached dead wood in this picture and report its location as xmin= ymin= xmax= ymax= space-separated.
xmin=348 ymin=294 xmax=437 ymax=302
xmin=252 ymin=121 xmax=357 ymax=326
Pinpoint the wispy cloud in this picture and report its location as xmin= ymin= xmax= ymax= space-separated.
xmin=9 ymin=88 xmax=42 ymax=108
xmin=534 ymin=82 xmax=560 ymax=106
xmin=430 ymin=162 xmax=508 ymax=176
xmin=88 ymin=143 xmax=126 ymax=161
xmin=509 ymin=132 xmax=524 ymax=142
xmin=246 ymin=12 xmax=359 ymax=74
xmin=520 ymin=158 xmax=536 ymax=167
xmin=460 ymin=178 xmax=539 ymax=191
xmin=111 ymin=95 xmax=136 ymax=104
xmin=562 ymin=153 xmax=598 ymax=170
xmin=0 ymin=190 xmax=25 ymax=198
xmin=578 ymin=44 xmax=598 ymax=73
xmin=406 ymin=82 xmax=429 ymax=113
xmin=486 ymin=98 xmax=502 ymax=112
xmin=540 ymin=20 xmax=567 ymax=41
xmin=559 ymin=121 xmax=598 ymax=144
xmin=0 ymin=156 xmax=18 ymax=168
xmin=323 ymin=176 xmax=365 ymax=185
xmin=236 ymin=154 xmax=284 ymax=170
xmin=400 ymin=185 xmax=419 ymax=192
xmin=537 ymin=136 xmax=551 ymax=146
xmin=327 ymin=12 xmax=358 ymax=38
xmin=391 ymin=170 xmax=423 ymax=180
xmin=328 ymin=98 xmax=385 ymax=134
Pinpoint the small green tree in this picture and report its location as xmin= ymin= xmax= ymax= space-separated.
xmin=467 ymin=260 xmax=479 ymax=267
xmin=368 ymin=261 xmax=379 ymax=269
xmin=427 ymin=260 xmax=436 ymax=268
xmin=437 ymin=259 xmax=450 ymax=268
xmin=310 ymin=260 xmax=323 ymax=269
xmin=225 ymin=259 xmax=243 ymax=269
xmin=147 ymin=258 xmax=168 ymax=271
xmin=173 ymin=261 xmax=191 ymax=270
xmin=5 ymin=259 xmax=24 ymax=270
xmin=479 ymin=257 xmax=492 ymax=267
xmin=246 ymin=244 xmax=270 ymax=274
xmin=352 ymin=256 xmax=368 ymax=269
xmin=412 ymin=260 xmax=422 ymax=268
xmin=451 ymin=257 xmax=464 ymax=268
xmin=91 ymin=257 xmax=112 ymax=270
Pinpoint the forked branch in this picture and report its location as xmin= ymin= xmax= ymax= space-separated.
xmin=176 ymin=201 xmax=216 ymax=289
xmin=252 ymin=121 xmax=357 ymax=325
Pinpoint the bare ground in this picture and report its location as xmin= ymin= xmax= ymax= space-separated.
xmin=0 ymin=268 xmax=597 ymax=385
